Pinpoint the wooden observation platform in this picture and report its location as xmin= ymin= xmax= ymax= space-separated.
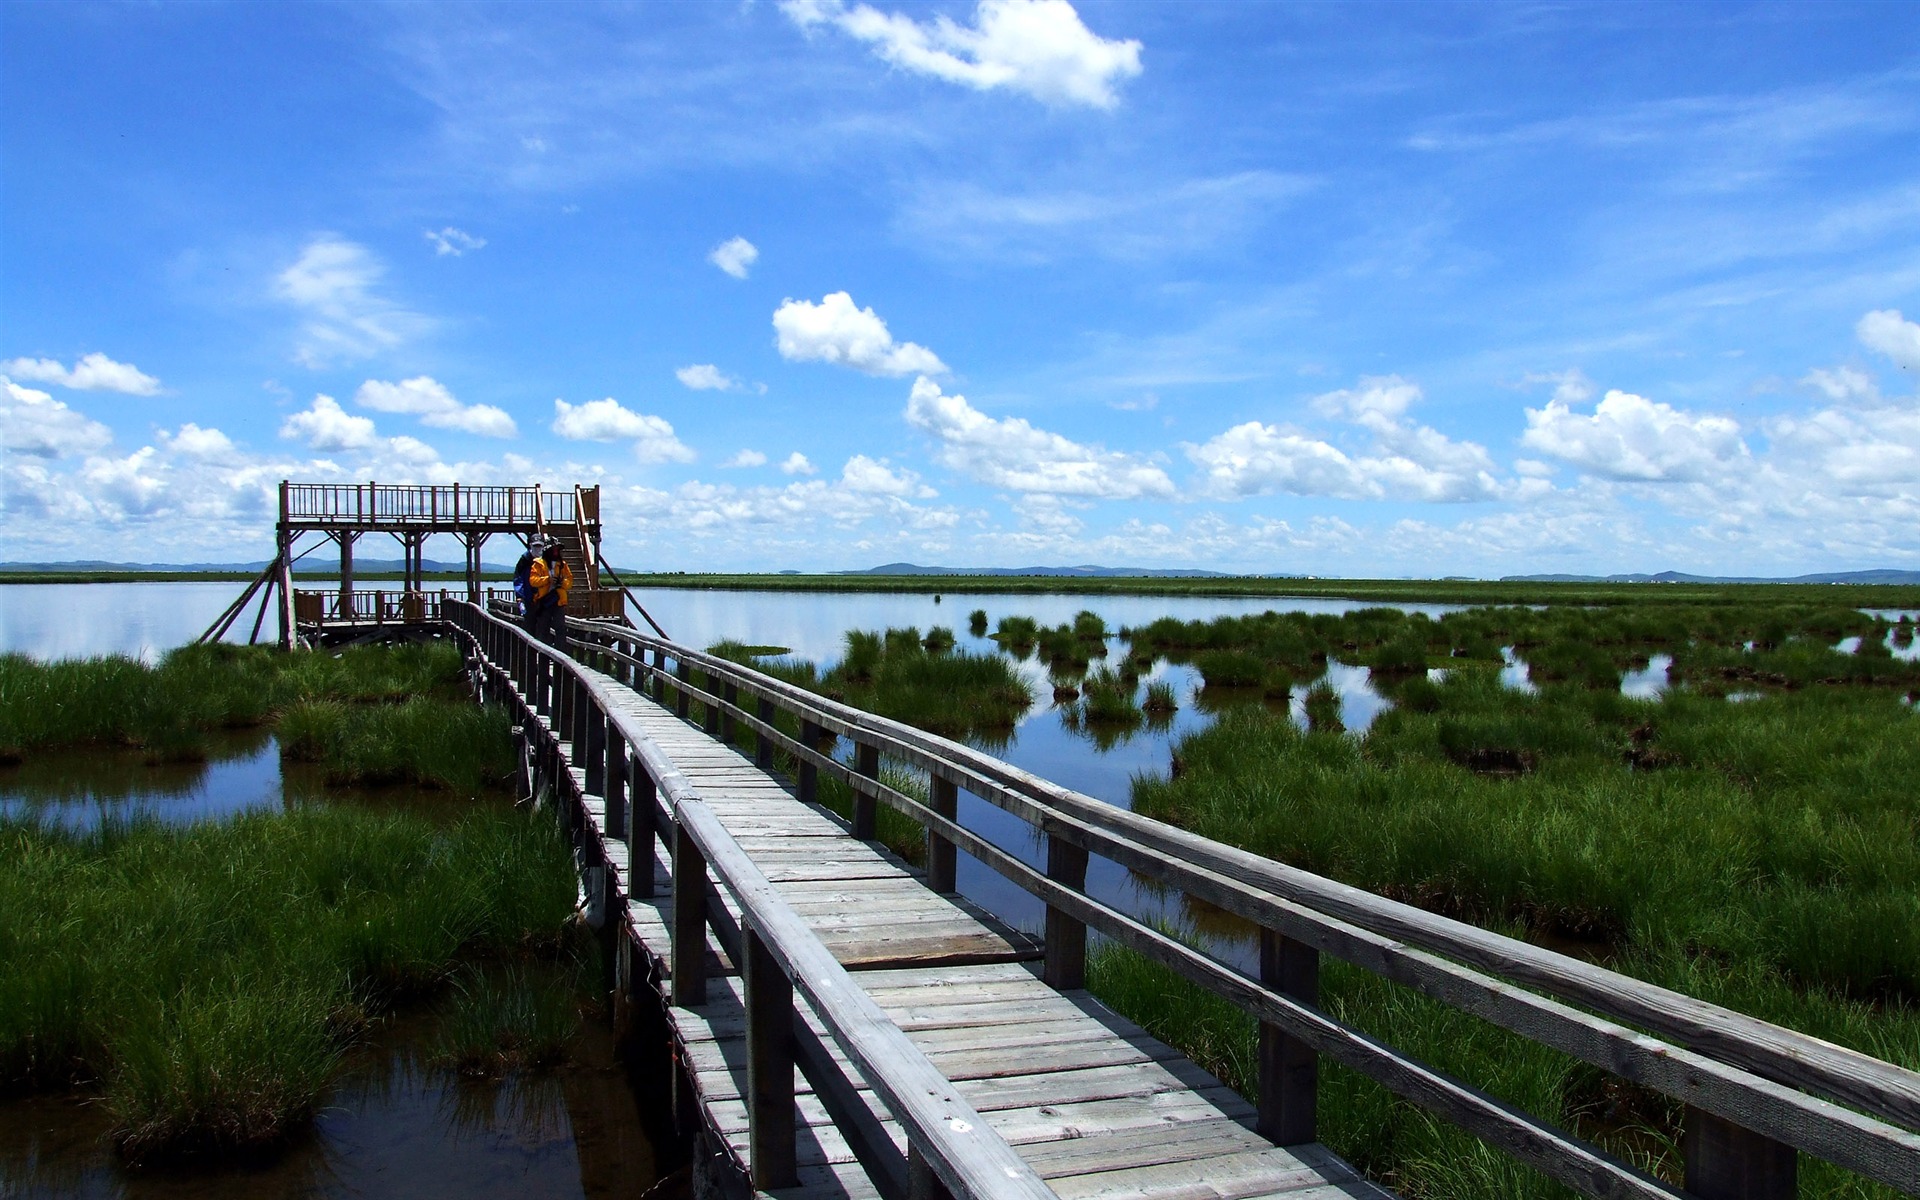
xmin=200 ymin=480 xmax=635 ymax=650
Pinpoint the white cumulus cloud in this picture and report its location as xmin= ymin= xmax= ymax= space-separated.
xmin=905 ymin=375 xmax=1173 ymax=498
xmin=355 ymin=376 xmax=517 ymax=438
xmin=1 ymin=352 xmax=162 ymax=395
xmin=722 ymin=449 xmax=769 ymax=469
xmin=551 ymin=398 xmax=696 ymax=464
xmin=708 ymin=236 xmax=759 ymax=279
xmin=424 ymin=227 xmax=487 ymax=256
xmin=840 ymin=454 xmax=934 ymax=497
xmin=280 ymin=394 xmax=379 ymax=452
xmin=1858 ymin=309 xmax=1920 ymax=371
xmin=781 ymin=452 xmax=817 ymax=476
xmin=1188 ymin=376 xmax=1514 ymax=503
xmin=160 ymin=423 xmax=238 ymax=460
xmin=1 ymin=378 xmax=114 ymax=457
xmin=782 ymin=0 xmax=1142 ymax=110
xmin=1522 ymin=389 xmax=1748 ymax=482
xmin=773 ymin=292 xmax=946 ymax=377
xmin=676 ymin=363 xmax=741 ymax=391
xmin=275 ymin=237 xmax=432 ymax=368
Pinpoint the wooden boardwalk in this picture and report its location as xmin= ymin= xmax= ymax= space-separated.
xmin=445 ymin=600 xmax=1920 ymax=1200
xmin=572 ymin=667 xmax=1389 ymax=1200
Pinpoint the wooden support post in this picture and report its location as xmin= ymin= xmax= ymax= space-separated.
xmin=675 ymin=661 xmax=691 ymax=720
xmin=512 ymin=725 xmax=530 ymax=802
xmin=652 ymin=648 xmax=666 ymax=701
xmin=927 ymin=774 xmax=958 ymax=894
xmin=339 ymin=530 xmax=357 ymax=618
xmin=798 ymin=720 xmax=819 ymax=805
xmin=742 ymin=924 xmax=798 ymax=1190
xmin=1684 ymin=1107 xmax=1796 ymax=1200
xmin=909 ymin=1145 xmax=956 ymax=1200
xmin=671 ymin=823 xmax=708 ymax=1007
xmin=852 ymin=741 xmax=879 ymax=841
xmin=721 ymin=682 xmax=738 ymax=744
xmin=630 ymin=758 xmax=656 ymax=899
xmin=1043 ymin=834 xmax=1089 ymax=989
xmin=583 ymin=699 xmax=605 ymax=797
xmin=605 ymin=730 xmax=627 ymax=839
xmin=755 ymin=698 xmax=775 ymax=768
xmin=1257 ymin=928 xmax=1319 ymax=1146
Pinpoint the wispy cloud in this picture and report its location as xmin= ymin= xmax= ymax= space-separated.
xmin=424 ymin=226 xmax=487 ymax=256
xmin=781 ymin=0 xmax=1142 ymax=110
xmin=274 ymin=237 xmax=432 ymax=367
xmin=355 ymin=376 xmax=517 ymax=438
xmin=708 ymin=236 xmax=759 ymax=278
xmin=1 ymin=353 xmax=162 ymax=396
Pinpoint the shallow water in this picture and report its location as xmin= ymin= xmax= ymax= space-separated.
xmin=1619 ymin=653 xmax=1672 ymax=699
xmin=0 ymin=992 xmax=662 ymax=1200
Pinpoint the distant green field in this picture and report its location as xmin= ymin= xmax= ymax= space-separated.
xmin=607 ymin=570 xmax=1920 ymax=608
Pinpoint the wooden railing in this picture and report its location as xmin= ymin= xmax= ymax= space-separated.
xmin=293 ymin=589 xmax=444 ymax=623
xmin=549 ymin=614 xmax=1920 ymax=1200
xmin=281 ymin=482 xmax=589 ymax=528
xmin=442 ymin=601 xmax=1058 ymax=1199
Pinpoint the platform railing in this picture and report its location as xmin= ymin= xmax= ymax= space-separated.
xmin=281 ymin=482 xmax=590 ymax=528
xmin=558 ymin=615 xmax=1920 ymax=1200
xmin=443 ymin=600 xmax=1059 ymax=1200
xmin=293 ymin=589 xmax=443 ymax=624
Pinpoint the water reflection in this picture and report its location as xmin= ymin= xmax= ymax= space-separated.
xmin=0 ymin=731 xmax=284 ymax=828
xmin=1619 ymin=653 xmax=1672 ymax=699
xmin=1499 ymin=645 xmax=1536 ymax=693
xmin=0 ymin=1010 xmax=658 ymax=1200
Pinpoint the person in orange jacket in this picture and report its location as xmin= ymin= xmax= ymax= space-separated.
xmin=527 ymin=543 xmax=573 ymax=648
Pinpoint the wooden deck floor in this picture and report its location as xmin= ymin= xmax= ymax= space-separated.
xmin=559 ymin=668 xmax=1391 ymax=1200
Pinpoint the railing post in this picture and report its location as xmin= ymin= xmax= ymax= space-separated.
xmin=672 ymin=822 xmax=708 ymax=1007
xmin=1257 ymin=928 xmax=1319 ymax=1146
xmin=652 ymin=648 xmax=666 ymax=701
xmin=675 ymin=660 xmax=691 ymax=720
xmin=1043 ymin=833 xmax=1089 ymax=989
xmin=584 ymin=699 xmax=606 ymax=798
xmin=743 ymin=922 xmax=797 ymax=1189
xmin=721 ymin=682 xmax=738 ymax=744
xmin=928 ymin=774 xmax=958 ymax=894
xmin=630 ymin=757 xmax=656 ymax=898
xmin=605 ymin=728 xmax=627 ymax=839
xmin=909 ymin=1145 xmax=956 ymax=1200
xmin=852 ymin=741 xmax=879 ymax=840
xmin=1684 ymin=1107 xmax=1796 ymax=1200
xmin=755 ymin=698 xmax=775 ymax=768
xmin=798 ymin=720 xmax=819 ymax=805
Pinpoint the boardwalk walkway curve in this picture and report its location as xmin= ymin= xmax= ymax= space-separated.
xmin=440 ymin=600 xmax=1920 ymax=1200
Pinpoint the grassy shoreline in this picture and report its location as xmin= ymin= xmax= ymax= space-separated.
xmin=0 ymin=641 xmax=555 ymax=1161
xmin=1083 ymin=602 xmax=1919 ymax=1199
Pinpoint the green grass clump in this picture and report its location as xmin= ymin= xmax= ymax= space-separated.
xmin=992 ymin=615 xmax=1040 ymax=656
xmin=923 ymin=626 xmax=956 ymax=653
xmin=0 ymin=805 xmax=576 ymax=1159
xmin=822 ymin=631 xmax=1031 ymax=744
xmin=1081 ymin=668 xmax=1143 ymax=727
xmin=0 ymin=642 xmax=471 ymax=763
xmin=968 ymin=609 xmax=989 ymax=636
xmin=277 ymin=698 xmax=515 ymax=794
xmin=432 ymin=960 xmax=585 ymax=1078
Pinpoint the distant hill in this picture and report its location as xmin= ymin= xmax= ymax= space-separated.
xmin=848 ymin=562 xmax=1231 ymax=579
xmin=1501 ymin=569 xmax=1920 ymax=585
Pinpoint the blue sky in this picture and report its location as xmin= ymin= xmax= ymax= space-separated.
xmin=4 ymin=1 xmax=1919 ymax=576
